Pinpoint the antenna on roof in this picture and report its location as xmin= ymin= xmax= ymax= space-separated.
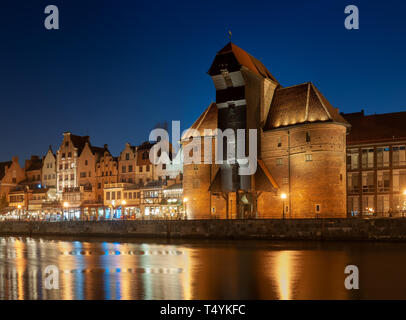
xmin=228 ymin=30 xmax=232 ymax=41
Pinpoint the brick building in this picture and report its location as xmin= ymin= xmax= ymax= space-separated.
xmin=182 ymin=42 xmax=349 ymax=219
xmin=343 ymin=110 xmax=406 ymax=217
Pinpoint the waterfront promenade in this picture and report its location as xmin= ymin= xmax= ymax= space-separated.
xmin=1 ymin=218 xmax=406 ymax=241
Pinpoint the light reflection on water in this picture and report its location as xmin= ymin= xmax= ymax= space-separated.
xmin=1 ymin=236 xmax=406 ymax=300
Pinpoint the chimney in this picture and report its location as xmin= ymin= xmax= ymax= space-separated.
xmin=12 ymin=156 xmax=19 ymax=163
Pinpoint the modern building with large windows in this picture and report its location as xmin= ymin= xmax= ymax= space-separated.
xmin=343 ymin=110 xmax=406 ymax=217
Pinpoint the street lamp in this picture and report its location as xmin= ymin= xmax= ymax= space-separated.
xmin=121 ymin=200 xmax=126 ymax=220
xmin=111 ymin=200 xmax=115 ymax=220
xmin=183 ymin=197 xmax=188 ymax=220
xmin=17 ymin=204 xmax=22 ymax=221
xmin=63 ymin=202 xmax=69 ymax=220
xmin=281 ymin=193 xmax=287 ymax=219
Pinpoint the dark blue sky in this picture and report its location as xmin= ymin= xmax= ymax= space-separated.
xmin=1 ymin=0 xmax=406 ymax=163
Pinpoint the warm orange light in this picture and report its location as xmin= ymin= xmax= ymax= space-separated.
xmin=63 ymin=202 xmax=69 ymax=208
xmin=121 ymin=200 xmax=126 ymax=205
xmin=17 ymin=205 xmax=21 ymax=209
xmin=281 ymin=193 xmax=287 ymax=200
xmin=183 ymin=197 xmax=188 ymax=203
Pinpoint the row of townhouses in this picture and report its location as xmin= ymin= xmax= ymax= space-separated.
xmin=0 ymin=132 xmax=183 ymax=220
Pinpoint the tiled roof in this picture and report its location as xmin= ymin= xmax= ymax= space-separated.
xmin=0 ymin=161 xmax=12 ymax=180
xmin=90 ymin=146 xmax=105 ymax=157
xmin=181 ymin=103 xmax=218 ymax=140
xmin=209 ymin=42 xmax=279 ymax=83
xmin=342 ymin=110 xmax=406 ymax=145
xmin=70 ymin=134 xmax=90 ymax=155
xmin=264 ymin=82 xmax=349 ymax=130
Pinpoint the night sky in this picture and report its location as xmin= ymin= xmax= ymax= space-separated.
xmin=1 ymin=0 xmax=406 ymax=164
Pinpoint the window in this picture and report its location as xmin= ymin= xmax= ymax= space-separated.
xmin=348 ymin=196 xmax=360 ymax=215
xmin=85 ymin=160 xmax=88 ymax=166
xmin=70 ymin=174 xmax=74 ymax=181
xmin=377 ymin=195 xmax=390 ymax=216
xmin=62 ymin=153 xmax=65 ymax=159
xmin=376 ymin=147 xmax=390 ymax=168
xmin=139 ymin=166 xmax=143 ymax=173
xmin=112 ymin=192 xmax=116 ymax=200
xmin=347 ymin=172 xmax=360 ymax=193
xmin=362 ymin=195 xmax=375 ymax=215
xmin=362 ymin=171 xmax=374 ymax=192
xmin=315 ymin=204 xmax=321 ymax=213
xmin=306 ymin=132 xmax=311 ymax=142
xmin=129 ymin=192 xmax=132 ymax=200
xmin=98 ymin=183 xmax=101 ymax=189
xmin=117 ymin=191 xmax=121 ymax=200
xmin=393 ymin=146 xmax=406 ymax=167
xmin=68 ymin=152 xmax=72 ymax=158
xmin=392 ymin=169 xmax=406 ymax=192
xmin=192 ymin=179 xmax=200 ymax=189
xmin=122 ymin=166 xmax=126 ymax=173
xmin=146 ymin=165 xmax=150 ymax=172
xmin=277 ymin=137 xmax=282 ymax=148
xmin=162 ymin=164 xmax=166 ymax=170
xmin=347 ymin=149 xmax=359 ymax=170
xmin=59 ymin=164 xmax=62 ymax=170
xmin=377 ymin=171 xmax=390 ymax=192
xmin=305 ymin=154 xmax=312 ymax=162
xmin=276 ymin=158 xmax=283 ymax=166
xmin=80 ymin=172 xmax=86 ymax=178
xmin=128 ymin=165 xmax=133 ymax=172
xmin=128 ymin=178 xmax=133 ymax=183
xmin=125 ymin=153 xmax=130 ymax=160
xmin=194 ymin=164 xmax=199 ymax=170
xmin=361 ymin=148 xmax=374 ymax=169
xmin=106 ymin=192 xmax=110 ymax=200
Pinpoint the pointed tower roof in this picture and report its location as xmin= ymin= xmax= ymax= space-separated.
xmin=208 ymin=42 xmax=279 ymax=83
xmin=263 ymin=82 xmax=349 ymax=130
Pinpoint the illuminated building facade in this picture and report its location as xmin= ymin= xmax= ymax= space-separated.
xmin=183 ymin=42 xmax=349 ymax=219
xmin=343 ymin=110 xmax=406 ymax=217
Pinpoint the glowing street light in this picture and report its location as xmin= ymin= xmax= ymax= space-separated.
xmin=63 ymin=202 xmax=69 ymax=221
xmin=281 ymin=193 xmax=287 ymax=219
xmin=183 ymin=197 xmax=188 ymax=220
xmin=121 ymin=200 xmax=127 ymax=220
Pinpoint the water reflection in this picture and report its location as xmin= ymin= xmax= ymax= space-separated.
xmin=1 ymin=237 xmax=406 ymax=299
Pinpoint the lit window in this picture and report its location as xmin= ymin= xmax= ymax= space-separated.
xmin=305 ymin=154 xmax=312 ymax=161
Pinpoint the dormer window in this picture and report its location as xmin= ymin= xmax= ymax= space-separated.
xmin=306 ymin=132 xmax=311 ymax=143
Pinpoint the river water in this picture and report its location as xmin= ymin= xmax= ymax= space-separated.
xmin=0 ymin=236 xmax=405 ymax=300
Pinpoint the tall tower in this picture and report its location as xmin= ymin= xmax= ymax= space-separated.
xmin=207 ymin=42 xmax=279 ymax=217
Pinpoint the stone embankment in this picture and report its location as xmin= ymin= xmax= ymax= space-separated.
xmin=1 ymin=218 xmax=406 ymax=241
